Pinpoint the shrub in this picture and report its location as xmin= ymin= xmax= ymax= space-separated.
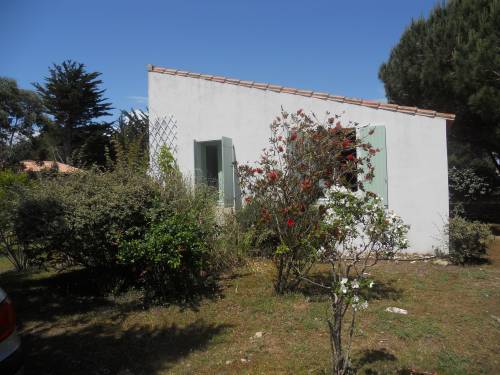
xmin=14 ymin=168 xmax=159 ymax=269
xmin=447 ymin=216 xmax=492 ymax=264
xmin=238 ymin=109 xmax=378 ymax=294
xmin=314 ymin=186 xmax=409 ymax=375
xmin=118 ymin=211 xmax=211 ymax=300
xmin=449 ymin=167 xmax=491 ymax=201
xmin=0 ymin=170 xmax=32 ymax=270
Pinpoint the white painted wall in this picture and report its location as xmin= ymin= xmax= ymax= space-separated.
xmin=148 ymin=71 xmax=449 ymax=254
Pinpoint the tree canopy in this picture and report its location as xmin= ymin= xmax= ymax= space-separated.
xmin=379 ymin=0 xmax=500 ymax=161
xmin=34 ymin=60 xmax=113 ymax=163
xmin=0 ymin=77 xmax=49 ymax=167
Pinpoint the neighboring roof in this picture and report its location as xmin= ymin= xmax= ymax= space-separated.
xmin=20 ymin=160 xmax=80 ymax=173
xmin=148 ymin=64 xmax=455 ymax=120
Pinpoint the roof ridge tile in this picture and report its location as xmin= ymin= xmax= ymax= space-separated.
xmin=147 ymin=65 xmax=455 ymax=120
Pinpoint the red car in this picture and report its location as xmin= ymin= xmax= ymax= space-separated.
xmin=0 ymin=287 xmax=23 ymax=375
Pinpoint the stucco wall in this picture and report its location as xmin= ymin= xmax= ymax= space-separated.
xmin=148 ymin=71 xmax=449 ymax=254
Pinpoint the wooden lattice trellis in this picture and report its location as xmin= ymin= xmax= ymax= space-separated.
xmin=149 ymin=114 xmax=178 ymax=177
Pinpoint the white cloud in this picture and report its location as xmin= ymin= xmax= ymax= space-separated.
xmin=127 ymin=95 xmax=148 ymax=104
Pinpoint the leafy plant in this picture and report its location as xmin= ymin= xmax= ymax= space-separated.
xmin=446 ymin=216 xmax=492 ymax=264
xmin=14 ymin=168 xmax=158 ymax=269
xmin=118 ymin=211 xmax=210 ymax=299
xmin=310 ymin=186 xmax=409 ymax=375
xmin=449 ymin=166 xmax=491 ymax=201
xmin=0 ymin=170 xmax=32 ymax=270
xmin=238 ymin=109 xmax=378 ymax=294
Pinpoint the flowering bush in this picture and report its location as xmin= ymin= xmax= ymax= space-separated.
xmin=312 ymin=186 xmax=409 ymax=375
xmin=238 ymin=109 xmax=379 ymax=294
xmin=449 ymin=167 xmax=490 ymax=201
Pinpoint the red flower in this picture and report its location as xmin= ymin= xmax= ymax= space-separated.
xmin=245 ymin=196 xmax=252 ymax=204
xmin=347 ymin=153 xmax=355 ymax=161
xmin=255 ymin=167 xmax=263 ymax=174
xmin=342 ymin=139 xmax=351 ymax=149
xmin=290 ymin=132 xmax=298 ymax=141
xmin=267 ymin=170 xmax=278 ymax=182
xmin=300 ymin=178 xmax=312 ymax=191
xmin=296 ymin=109 xmax=303 ymax=115
xmin=335 ymin=122 xmax=342 ymax=130
xmin=287 ymin=218 xmax=295 ymax=227
xmin=277 ymin=135 xmax=283 ymax=141
xmin=278 ymin=146 xmax=284 ymax=152
xmin=369 ymin=148 xmax=377 ymax=155
xmin=328 ymin=117 xmax=335 ymax=124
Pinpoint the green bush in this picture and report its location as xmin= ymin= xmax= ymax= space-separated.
xmin=118 ymin=211 xmax=211 ymax=299
xmin=0 ymin=170 xmax=32 ymax=270
xmin=9 ymin=165 xmax=243 ymax=301
xmin=447 ymin=216 xmax=492 ymax=264
xmin=14 ymin=168 xmax=159 ymax=269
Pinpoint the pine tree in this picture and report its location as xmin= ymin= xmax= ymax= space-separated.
xmin=379 ymin=0 xmax=500 ymax=174
xmin=34 ymin=60 xmax=113 ymax=163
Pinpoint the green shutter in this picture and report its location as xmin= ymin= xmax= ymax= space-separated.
xmin=193 ymin=140 xmax=202 ymax=184
xmin=221 ymin=137 xmax=234 ymax=207
xmin=232 ymin=146 xmax=242 ymax=210
xmin=358 ymin=126 xmax=388 ymax=206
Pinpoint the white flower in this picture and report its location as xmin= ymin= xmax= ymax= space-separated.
xmin=352 ymin=280 xmax=359 ymax=289
xmin=352 ymin=295 xmax=359 ymax=303
xmin=340 ymin=278 xmax=348 ymax=285
xmin=341 ymin=285 xmax=348 ymax=294
xmin=369 ymin=281 xmax=374 ymax=288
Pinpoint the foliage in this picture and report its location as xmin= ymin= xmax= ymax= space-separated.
xmin=34 ymin=60 xmax=113 ymax=163
xmin=379 ymin=0 xmax=500 ymax=154
xmin=449 ymin=166 xmax=491 ymax=201
xmin=112 ymin=109 xmax=149 ymax=170
xmin=157 ymin=144 xmax=178 ymax=178
xmin=0 ymin=170 xmax=32 ymax=270
xmin=0 ymin=77 xmax=49 ymax=168
xmin=238 ymin=109 xmax=378 ymax=294
xmin=446 ymin=216 xmax=492 ymax=264
xmin=117 ymin=211 xmax=210 ymax=300
xmin=313 ymin=186 xmax=409 ymax=375
xmin=14 ymin=168 xmax=158 ymax=269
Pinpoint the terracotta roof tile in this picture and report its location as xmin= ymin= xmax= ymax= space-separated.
xmin=311 ymin=92 xmax=330 ymax=99
xmin=147 ymin=65 xmax=455 ymax=120
xmin=20 ymin=160 xmax=80 ymax=173
xmin=253 ymin=82 xmax=269 ymax=90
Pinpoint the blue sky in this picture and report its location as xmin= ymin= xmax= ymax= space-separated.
xmin=0 ymin=0 xmax=439 ymax=119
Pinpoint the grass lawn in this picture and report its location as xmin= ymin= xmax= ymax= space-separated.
xmin=1 ymin=239 xmax=499 ymax=375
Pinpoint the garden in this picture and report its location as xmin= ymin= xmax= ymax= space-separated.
xmin=1 ymin=105 xmax=498 ymax=374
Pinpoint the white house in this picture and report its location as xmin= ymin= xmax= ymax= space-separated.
xmin=147 ymin=64 xmax=455 ymax=254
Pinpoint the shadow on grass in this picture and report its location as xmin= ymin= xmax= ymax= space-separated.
xmin=363 ymin=279 xmax=403 ymax=301
xmin=1 ymin=266 xmax=226 ymax=323
xmin=354 ymin=349 xmax=397 ymax=374
xmin=23 ymin=319 xmax=231 ymax=375
xmin=355 ymin=349 xmax=436 ymax=375
xmin=0 ymin=268 xmax=231 ymax=374
xmin=298 ymin=273 xmax=403 ymax=302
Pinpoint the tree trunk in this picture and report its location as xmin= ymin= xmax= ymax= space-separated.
xmin=328 ymin=298 xmax=349 ymax=375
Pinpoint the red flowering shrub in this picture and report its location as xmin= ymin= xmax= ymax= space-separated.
xmin=238 ymin=109 xmax=377 ymax=293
